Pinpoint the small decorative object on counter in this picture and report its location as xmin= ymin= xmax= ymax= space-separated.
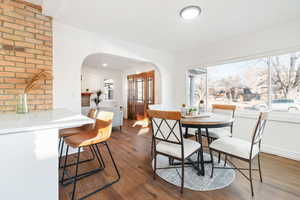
xmin=181 ymin=104 xmax=187 ymax=115
xmin=16 ymin=94 xmax=28 ymax=114
xmin=189 ymin=107 xmax=197 ymax=116
xmin=198 ymin=100 xmax=205 ymax=113
xmin=16 ymin=70 xmax=52 ymax=114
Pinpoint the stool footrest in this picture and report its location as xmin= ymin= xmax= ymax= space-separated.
xmin=59 ymin=157 xmax=95 ymax=169
xmin=61 ymin=168 xmax=104 ymax=186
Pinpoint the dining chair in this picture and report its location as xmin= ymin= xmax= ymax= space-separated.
xmin=198 ymin=104 xmax=236 ymax=163
xmin=58 ymin=108 xmax=97 ymax=168
xmin=61 ymin=111 xmax=120 ymax=200
xmin=148 ymin=109 xmax=202 ymax=193
xmin=209 ymin=111 xmax=268 ymax=196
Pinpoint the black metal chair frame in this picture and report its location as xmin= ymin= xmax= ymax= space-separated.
xmin=151 ymin=117 xmax=203 ymax=193
xmin=209 ymin=112 xmax=268 ymax=196
xmin=59 ymin=137 xmax=96 ymax=168
xmin=60 ymin=141 xmax=120 ymax=200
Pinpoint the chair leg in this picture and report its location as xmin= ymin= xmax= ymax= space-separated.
xmin=224 ymin=155 xmax=228 ymax=166
xmin=79 ymin=142 xmax=121 ymax=200
xmin=181 ymin=158 xmax=184 ymax=193
xmin=218 ymin=152 xmax=221 ymax=163
xmin=104 ymin=142 xmax=121 ymax=180
xmin=249 ymin=161 xmax=254 ymax=196
xmin=71 ymin=147 xmax=81 ymax=200
xmin=210 ymin=149 xmax=214 ymax=178
xmin=91 ymin=144 xmax=104 ymax=169
xmin=94 ymin=144 xmax=106 ymax=169
xmin=60 ymin=144 xmax=69 ymax=184
xmin=198 ymin=128 xmax=205 ymax=176
xmin=59 ymin=139 xmax=64 ymax=168
xmin=58 ymin=137 xmax=62 ymax=151
xmin=258 ymin=154 xmax=263 ymax=182
xmin=153 ymin=152 xmax=157 ymax=180
xmin=151 ymin=137 xmax=154 ymax=157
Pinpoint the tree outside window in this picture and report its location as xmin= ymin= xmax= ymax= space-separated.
xmin=187 ymin=51 xmax=300 ymax=112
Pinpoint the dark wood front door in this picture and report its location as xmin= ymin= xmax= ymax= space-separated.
xmin=127 ymin=71 xmax=155 ymax=120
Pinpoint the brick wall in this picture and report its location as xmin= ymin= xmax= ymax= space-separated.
xmin=0 ymin=0 xmax=52 ymax=112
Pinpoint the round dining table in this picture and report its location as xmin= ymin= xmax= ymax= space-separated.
xmin=180 ymin=113 xmax=234 ymax=176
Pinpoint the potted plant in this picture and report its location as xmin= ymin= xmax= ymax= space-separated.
xmin=93 ymin=90 xmax=103 ymax=107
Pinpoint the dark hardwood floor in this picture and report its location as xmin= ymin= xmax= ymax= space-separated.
xmin=59 ymin=120 xmax=300 ymax=200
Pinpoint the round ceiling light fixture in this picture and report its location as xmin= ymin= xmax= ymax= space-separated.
xmin=102 ymin=63 xmax=108 ymax=67
xmin=180 ymin=6 xmax=201 ymax=20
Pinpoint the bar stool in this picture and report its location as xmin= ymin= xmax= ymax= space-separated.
xmin=61 ymin=111 xmax=120 ymax=200
xmin=58 ymin=109 xmax=97 ymax=168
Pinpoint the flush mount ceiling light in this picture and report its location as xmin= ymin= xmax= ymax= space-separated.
xmin=102 ymin=63 xmax=108 ymax=67
xmin=180 ymin=6 xmax=201 ymax=20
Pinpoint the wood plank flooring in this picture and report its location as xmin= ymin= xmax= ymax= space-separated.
xmin=59 ymin=120 xmax=300 ymax=200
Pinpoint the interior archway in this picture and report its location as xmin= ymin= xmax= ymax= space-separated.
xmin=80 ymin=52 xmax=162 ymax=119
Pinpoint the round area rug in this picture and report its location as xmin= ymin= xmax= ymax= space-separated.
xmin=152 ymin=153 xmax=235 ymax=191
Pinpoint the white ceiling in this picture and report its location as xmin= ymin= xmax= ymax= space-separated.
xmin=45 ymin=0 xmax=300 ymax=53
xmin=82 ymin=53 xmax=153 ymax=70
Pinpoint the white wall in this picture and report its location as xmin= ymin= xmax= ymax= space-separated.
xmin=53 ymin=18 xmax=300 ymax=160
xmin=122 ymin=65 xmax=161 ymax=118
xmin=53 ymin=21 xmax=176 ymax=114
xmin=81 ymin=66 xmax=123 ymax=106
xmin=172 ymin=19 xmax=300 ymax=161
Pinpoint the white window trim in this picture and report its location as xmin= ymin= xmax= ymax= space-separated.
xmin=186 ymin=51 xmax=300 ymax=124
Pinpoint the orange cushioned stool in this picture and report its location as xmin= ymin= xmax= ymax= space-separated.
xmin=58 ymin=109 xmax=97 ymax=168
xmin=60 ymin=111 xmax=120 ymax=200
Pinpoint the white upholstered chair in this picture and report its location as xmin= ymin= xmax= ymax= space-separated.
xmin=209 ymin=111 xmax=268 ymax=196
xmin=148 ymin=109 xmax=202 ymax=193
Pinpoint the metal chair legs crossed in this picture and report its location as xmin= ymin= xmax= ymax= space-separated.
xmin=60 ymin=142 xmax=120 ymax=200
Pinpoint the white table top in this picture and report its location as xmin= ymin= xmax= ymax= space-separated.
xmin=0 ymin=108 xmax=94 ymax=135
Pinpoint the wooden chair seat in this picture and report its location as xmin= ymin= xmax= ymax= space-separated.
xmin=64 ymin=130 xmax=110 ymax=148
xmin=59 ymin=127 xmax=85 ymax=138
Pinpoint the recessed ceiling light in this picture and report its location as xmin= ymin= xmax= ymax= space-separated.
xmin=102 ymin=63 xmax=108 ymax=67
xmin=180 ymin=6 xmax=201 ymax=20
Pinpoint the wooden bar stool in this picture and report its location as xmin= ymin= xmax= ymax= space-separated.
xmin=61 ymin=111 xmax=120 ymax=200
xmin=58 ymin=109 xmax=97 ymax=168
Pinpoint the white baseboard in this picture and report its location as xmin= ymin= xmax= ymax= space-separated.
xmin=262 ymin=144 xmax=300 ymax=161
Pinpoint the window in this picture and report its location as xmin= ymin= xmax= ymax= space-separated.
xmin=104 ymin=79 xmax=113 ymax=100
xmin=187 ymin=51 xmax=300 ymax=113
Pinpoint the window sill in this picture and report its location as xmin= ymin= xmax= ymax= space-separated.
xmin=235 ymin=110 xmax=300 ymax=124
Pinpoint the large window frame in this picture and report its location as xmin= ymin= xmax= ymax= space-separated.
xmin=186 ymin=50 xmax=300 ymax=122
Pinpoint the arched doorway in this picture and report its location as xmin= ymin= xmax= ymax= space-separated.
xmin=80 ymin=53 xmax=161 ymax=120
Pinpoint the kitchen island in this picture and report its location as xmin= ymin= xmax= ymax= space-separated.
xmin=0 ymin=109 xmax=94 ymax=200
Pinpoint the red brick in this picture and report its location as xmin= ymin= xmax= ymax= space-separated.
xmin=0 ymin=60 xmax=15 ymax=66
xmin=0 ymin=71 xmax=15 ymax=77
xmin=4 ymin=56 xmax=25 ymax=62
xmin=25 ymin=37 xmax=43 ymax=45
xmin=4 ymin=78 xmax=26 ymax=84
xmin=15 ymin=41 xmax=35 ymax=48
xmin=3 ymin=22 xmax=24 ymax=31
xmin=0 ymin=26 xmax=13 ymax=33
xmin=15 ymin=30 xmax=34 ymax=38
xmin=0 ymin=95 xmax=14 ymax=100
xmin=26 ymin=58 xmax=44 ymax=64
xmin=3 ymin=33 xmax=24 ymax=41
xmin=5 ymin=66 xmax=25 ymax=72
xmin=0 ymin=84 xmax=14 ymax=88
xmin=15 ymin=51 xmax=34 ymax=58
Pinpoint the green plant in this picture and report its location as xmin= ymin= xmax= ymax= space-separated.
xmin=93 ymin=90 xmax=103 ymax=106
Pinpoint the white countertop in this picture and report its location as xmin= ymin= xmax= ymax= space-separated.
xmin=0 ymin=109 xmax=94 ymax=135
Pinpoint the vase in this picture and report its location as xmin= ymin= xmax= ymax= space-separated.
xmin=16 ymin=93 xmax=28 ymax=114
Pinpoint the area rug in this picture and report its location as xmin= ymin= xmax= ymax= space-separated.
xmin=152 ymin=153 xmax=235 ymax=191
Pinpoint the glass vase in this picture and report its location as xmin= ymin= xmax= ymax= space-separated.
xmin=16 ymin=93 xmax=28 ymax=114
